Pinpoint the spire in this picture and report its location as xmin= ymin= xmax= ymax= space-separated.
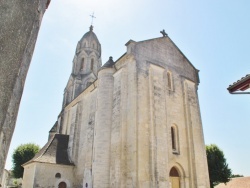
xmin=102 ymin=56 xmax=115 ymax=69
xmin=62 ymin=23 xmax=102 ymax=106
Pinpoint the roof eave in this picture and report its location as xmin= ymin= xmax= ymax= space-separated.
xmin=228 ymin=75 xmax=250 ymax=93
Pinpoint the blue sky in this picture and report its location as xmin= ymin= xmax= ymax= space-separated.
xmin=5 ymin=0 xmax=250 ymax=176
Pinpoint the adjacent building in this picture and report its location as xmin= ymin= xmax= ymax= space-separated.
xmin=227 ymin=74 xmax=250 ymax=94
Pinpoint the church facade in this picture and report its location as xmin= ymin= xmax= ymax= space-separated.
xmin=22 ymin=26 xmax=210 ymax=188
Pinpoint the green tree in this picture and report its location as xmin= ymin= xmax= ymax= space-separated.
xmin=231 ymin=174 xmax=244 ymax=178
xmin=206 ymin=144 xmax=232 ymax=188
xmin=12 ymin=143 xmax=40 ymax=178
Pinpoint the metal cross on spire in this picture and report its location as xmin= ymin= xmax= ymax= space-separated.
xmin=89 ymin=12 xmax=96 ymax=25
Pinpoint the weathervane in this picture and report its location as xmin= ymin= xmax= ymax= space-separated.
xmin=89 ymin=12 xmax=96 ymax=25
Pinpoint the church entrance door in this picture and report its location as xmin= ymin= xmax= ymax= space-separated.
xmin=58 ymin=182 xmax=67 ymax=188
xmin=170 ymin=177 xmax=180 ymax=188
xmin=169 ymin=167 xmax=180 ymax=188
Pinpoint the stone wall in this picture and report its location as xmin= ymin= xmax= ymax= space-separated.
xmin=52 ymin=36 xmax=209 ymax=187
xmin=0 ymin=0 xmax=49 ymax=181
xmin=93 ymin=68 xmax=115 ymax=187
xmin=60 ymin=82 xmax=98 ymax=187
xmin=1 ymin=169 xmax=10 ymax=188
xmin=132 ymin=37 xmax=209 ymax=187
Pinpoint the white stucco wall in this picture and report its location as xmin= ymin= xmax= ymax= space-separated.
xmin=23 ymin=162 xmax=74 ymax=188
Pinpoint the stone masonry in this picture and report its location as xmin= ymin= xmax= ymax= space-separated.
xmin=22 ymin=26 xmax=210 ymax=187
xmin=0 ymin=0 xmax=49 ymax=182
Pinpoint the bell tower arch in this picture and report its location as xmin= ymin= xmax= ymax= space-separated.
xmin=63 ymin=25 xmax=101 ymax=106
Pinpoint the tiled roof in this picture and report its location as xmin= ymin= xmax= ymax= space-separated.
xmin=228 ymin=74 xmax=250 ymax=93
xmin=215 ymin=177 xmax=250 ymax=188
xmin=23 ymin=134 xmax=74 ymax=166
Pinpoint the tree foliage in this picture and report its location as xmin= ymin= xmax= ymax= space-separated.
xmin=206 ymin=144 xmax=232 ymax=188
xmin=231 ymin=174 xmax=244 ymax=178
xmin=12 ymin=143 xmax=40 ymax=178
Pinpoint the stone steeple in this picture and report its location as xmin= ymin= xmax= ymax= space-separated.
xmin=63 ymin=25 xmax=102 ymax=107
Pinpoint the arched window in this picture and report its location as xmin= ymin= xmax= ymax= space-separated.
xmin=167 ymin=71 xmax=172 ymax=90
xmin=91 ymin=59 xmax=94 ymax=71
xmin=81 ymin=58 xmax=84 ymax=70
xmin=58 ymin=182 xmax=67 ymax=188
xmin=171 ymin=125 xmax=179 ymax=154
xmin=171 ymin=127 xmax=176 ymax=150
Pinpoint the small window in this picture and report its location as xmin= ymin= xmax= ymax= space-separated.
xmin=81 ymin=58 xmax=84 ymax=70
xmin=167 ymin=71 xmax=172 ymax=90
xmin=91 ymin=59 xmax=94 ymax=71
xmin=171 ymin=127 xmax=176 ymax=150
xmin=55 ymin=173 xmax=61 ymax=178
xmin=171 ymin=125 xmax=179 ymax=154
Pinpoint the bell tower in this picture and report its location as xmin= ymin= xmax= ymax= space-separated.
xmin=63 ymin=25 xmax=102 ymax=107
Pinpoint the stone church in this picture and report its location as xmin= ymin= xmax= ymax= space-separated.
xmin=22 ymin=25 xmax=210 ymax=188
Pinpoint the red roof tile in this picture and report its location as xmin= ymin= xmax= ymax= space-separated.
xmin=227 ymin=74 xmax=250 ymax=93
